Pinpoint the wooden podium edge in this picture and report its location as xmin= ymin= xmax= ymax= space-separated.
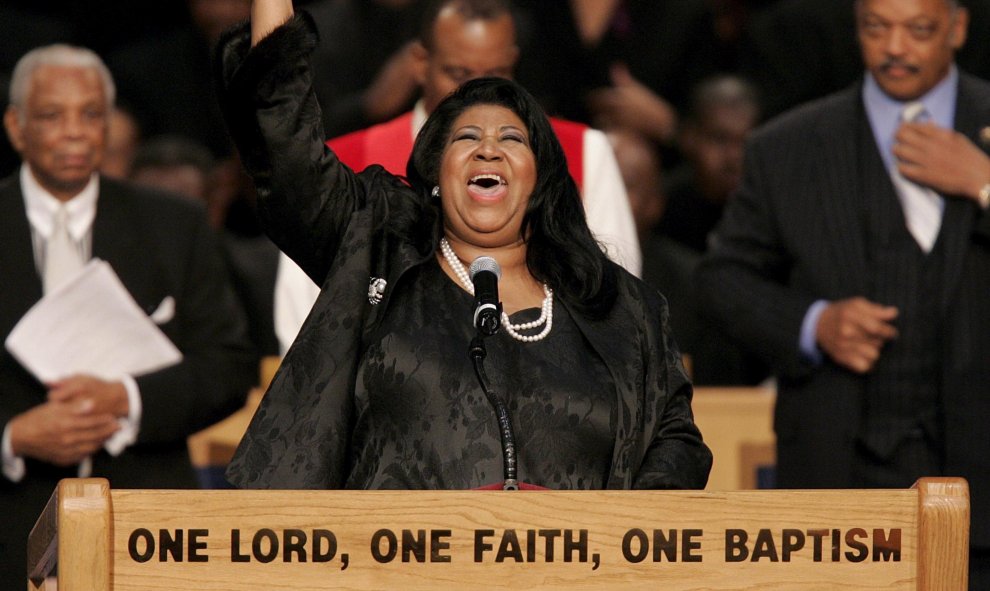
xmin=27 ymin=478 xmax=111 ymax=591
xmin=915 ymin=477 xmax=969 ymax=591
xmin=26 ymin=482 xmax=60 ymax=589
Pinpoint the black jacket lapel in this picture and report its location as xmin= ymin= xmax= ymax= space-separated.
xmin=0 ymin=175 xmax=44 ymax=336
xmin=814 ymin=87 xmax=872 ymax=295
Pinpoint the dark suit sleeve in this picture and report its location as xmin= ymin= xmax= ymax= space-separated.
xmin=133 ymin=207 xmax=254 ymax=443
xmin=694 ymin=134 xmax=819 ymax=379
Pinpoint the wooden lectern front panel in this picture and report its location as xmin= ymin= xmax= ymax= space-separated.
xmin=105 ymin=488 xmax=923 ymax=590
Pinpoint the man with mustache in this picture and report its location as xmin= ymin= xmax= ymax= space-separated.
xmin=696 ymin=0 xmax=990 ymax=586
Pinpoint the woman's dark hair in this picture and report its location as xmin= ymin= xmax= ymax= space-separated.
xmin=406 ymin=77 xmax=617 ymax=318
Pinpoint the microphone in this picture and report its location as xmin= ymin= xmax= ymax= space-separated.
xmin=468 ymin=335 xmax=518 ymax=491
xmin=469 ymin=256 xmax=502 ymax=337
xmin=466 ymin=257 xmax=516 ymax=490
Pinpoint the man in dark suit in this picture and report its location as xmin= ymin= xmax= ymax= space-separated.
xmin=696 ymin=0 xmax=990 ymax=586
xmin=0 ymin=44 xmax=255 ymax=583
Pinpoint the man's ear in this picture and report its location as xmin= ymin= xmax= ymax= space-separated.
xmin=950 ymin=6 xmax=969 ymax=49
xmin=410 ymin=40 xmax=429 ymax=87
xmin=4 ymin=106 xmax=25 ymax=154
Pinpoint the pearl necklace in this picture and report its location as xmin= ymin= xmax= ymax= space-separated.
xmin=440 ymin=238 xmax=553 ymax=342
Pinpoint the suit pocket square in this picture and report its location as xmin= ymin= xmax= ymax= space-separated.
xmin=149 ymin=296 xmax=176 ymax=324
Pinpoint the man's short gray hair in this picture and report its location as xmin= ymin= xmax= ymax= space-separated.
xmin=8 ymin=44 xmax=116 ymax=120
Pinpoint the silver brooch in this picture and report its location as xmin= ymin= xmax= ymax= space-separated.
xmin=367 ymin=277 xmax=387 ymax=305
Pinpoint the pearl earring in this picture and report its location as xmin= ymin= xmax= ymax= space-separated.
xmin=432 ymin=186 xmax=440 ymax=198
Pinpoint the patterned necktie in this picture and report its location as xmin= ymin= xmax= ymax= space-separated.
xmin=890 ymin=102 xmax=943 ymax=253
xmin=43 ymin=205 xmax=84 ymax=293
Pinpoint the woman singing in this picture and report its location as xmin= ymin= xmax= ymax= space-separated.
xmin=217 ymin=0 xmax=711 ymax=491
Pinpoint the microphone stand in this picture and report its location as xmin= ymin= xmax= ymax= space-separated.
xmin=469 ymin=333 xmax=518 ymax=491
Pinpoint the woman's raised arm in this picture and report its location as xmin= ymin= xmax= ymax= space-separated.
xmin=251 ymin=0 xmax=294 ymax=47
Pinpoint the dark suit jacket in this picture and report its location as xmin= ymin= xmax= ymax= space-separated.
xmin=696 ymin=73 xmax=990 ymax=546
xmin=0 ymin=174 xmax=255 ymax=582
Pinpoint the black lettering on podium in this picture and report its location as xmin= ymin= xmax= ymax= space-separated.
xmin=781 ymin=529 xmax=804 ymax=562
xmin=622 ymin=528 xmax=649 ymax=563
xmin=873 ymin=529 xmax=901 ymax=562
xmin=127 ymin=529 xmax=209 ymax=563
xmin=806 ymin=529 xmax=828 ymax=562
xmin=844 ymin=528 xmax=869 ymax=562
xmin=751 ymin=529 xmax=779 ymax=562
xmin=128 ymin=528 xmax=155 ymax=563
xmin=371 ymin=529 xmax=398 ymax=563
xmin=563 ymin=529 xmax=588 ymax=563
xmin=725 ymin=529 xmax=748 ymax=562
xmin=314 ymin=529 xmax=338 ymax=562
xmin=431 ymin=529 xmax=452 ymax=563
xmin=496 ymin=529 xmax=523 ymax=563
xmin=652 ymin=529 xmax=678 ymax=562
xmin=283 ymin=529 xmax=307 ymax=562
xmin=159 ymin=529 xmax=183 ymax=562
xmin=474 ymin=529 xmax=494 ymax=562
xmin=402 ymin=529 xmax=427 ymax=563
xmin=539 ymin=529 xmax=561 ymax=562
xmin=231 ymin=529 xmax=250 ymax=562
xmin=188 ymin=529 xmax=209 ymax=563
xmin=623 ymin=529 xmax=703 ymax=563
xmin=682 ymin=529 xmax=703 ymax=562
xmin=252 ymin=529 xmax=279 ymax=563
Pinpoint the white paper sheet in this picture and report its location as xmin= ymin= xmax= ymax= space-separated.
xmin=5 ymin=259 xmax=182 ymax=383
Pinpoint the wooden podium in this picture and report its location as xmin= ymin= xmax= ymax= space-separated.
xmin=28 ymin=477 xmax=969 ymax=590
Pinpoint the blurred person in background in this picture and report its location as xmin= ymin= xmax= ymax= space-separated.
xmin=306 ymin=0 xmax=427 ymax=137
xmin=99 ymin=104 xmax=141 ymax=180
xmin=128 ymin=135 xmax=281 ymax=367
xmin=0 ymin=43 xmax=254 ymax=583
xmin=106 ymin=0 xmax=254 ymax=161
xmin=659 ymin=74 xmax=761 ymax=254
xmin=609 ymin=128 xmax=767 ymax=385
xmin=697 ymin=1 xmax=990 ymax=585
xmin=129 ymin=135 xmax=216 ymax=204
